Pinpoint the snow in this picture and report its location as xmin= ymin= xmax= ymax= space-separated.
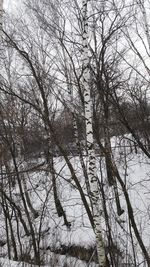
xmin=0 ymin=256 xmax=99 ymax=267
xmin=0 ymin=136 xmax=149 ymax=266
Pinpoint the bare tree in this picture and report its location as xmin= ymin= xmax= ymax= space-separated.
xmin=1 ymin=0 xmax=150 ymax=266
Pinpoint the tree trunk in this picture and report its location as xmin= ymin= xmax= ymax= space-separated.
xmin=0 ymin=0 xmax=3 ymax=31
xmin=82 ymin=1 xmax=106 ymax=266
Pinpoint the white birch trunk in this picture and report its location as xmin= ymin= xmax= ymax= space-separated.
xmin=0 ymin=0 xmax=3 ymax=34
xmin=82 ymin=1 xmax=106 ymax=266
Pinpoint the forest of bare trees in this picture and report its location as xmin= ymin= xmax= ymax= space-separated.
xmin=0 ymin=0 xmax=150 ymax=266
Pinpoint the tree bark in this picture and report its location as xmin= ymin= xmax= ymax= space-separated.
xmin=0 ymin=0 xmax=3 ymax=32
xmin=82 ymin=1 xmax=106 ymax=266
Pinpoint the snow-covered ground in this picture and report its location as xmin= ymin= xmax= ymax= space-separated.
xmin=0 ymin=136 xmax=150 ymax=266
xmin=0 ymin=256 xmax=99 ymax=267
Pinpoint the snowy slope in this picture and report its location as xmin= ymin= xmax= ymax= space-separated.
xmin=0 ymin=136 xmax=150 ymax=266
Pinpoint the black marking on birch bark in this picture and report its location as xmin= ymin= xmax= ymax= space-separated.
xmin=89 ymin=162 xmax=95 ymax=166
xmin=87 ymin=131 xmax=93 ymax=135
xmin=88 ymin=146 xmax=93 ymax=151
xmin=90 ymin=178 xmax=97 ymax=183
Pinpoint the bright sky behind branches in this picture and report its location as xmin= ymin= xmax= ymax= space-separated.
xmin=4 ymin=0 xmax=22 ymax=13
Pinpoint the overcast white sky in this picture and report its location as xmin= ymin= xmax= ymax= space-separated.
xmin=4 ymin=0 xmax=22 ymax=13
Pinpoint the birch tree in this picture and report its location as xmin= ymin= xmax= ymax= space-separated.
xmin=82 ymin=1 xmax=106 ymax=266
xmin=0 ymin=0 xmax=3 ymax=32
